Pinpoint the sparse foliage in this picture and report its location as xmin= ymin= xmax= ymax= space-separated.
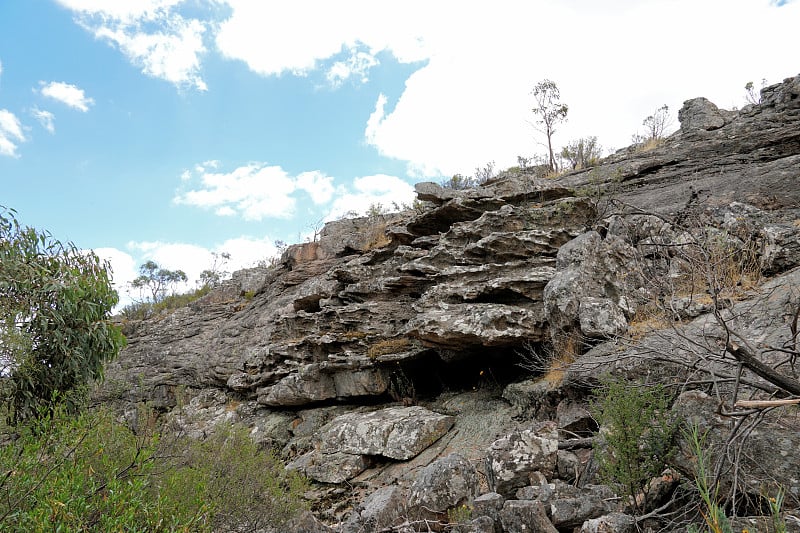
xmin=592 ymin=378 xmax=678 ymax=515
xmin=198 ymin=251 xmax=230 ymax=288
xmin=531 ymin=79 xmax=569 ymax=172
xmin=0 ymin=207 xmax=125 ymax=422
xmin=131 ymin=260 xmax=188 ymax=303
xmin=440 ymin=161 xmax=497 ymax=190
xmin=474 ymin=160 xmax=496 ymax=184
xmin=0 ymin=404 xmax=308 ymax=531
xmin=633 ymin=104 xmax=671 ymax=144
xmin=745 ymin=79 xmax=767 ymax=105
xmin=441 ymin=173 xmax=476 ymax=190
xmin=561 ymin=136 xmax=603 ymax=170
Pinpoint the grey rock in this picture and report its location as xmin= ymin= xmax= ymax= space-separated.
xmin=97 ymin=74 xmax=800 ymax=527
xmin=452 ymin=515 xmax=495 ymax=533
xmin=283 ymin=510 xmax=334 ymax=533
xmin=678 ymin=97 xmax=729 ymax=132
xmin=472 ymin=492 xmax=504 ymax=533
xmin=499 ymin=500 xmax=558 ymax=533
xmin=556 ymin=399 xmax=596 ymax=436
xmin=670 ymin=295 xmax=714 ymax=319
xmin=409 ymin=453 xmax=479 ymax=513
xmin=318 ymin=406 xmax=455 ymax=460
xmin=578 ymin=297 xmax=628 ymax=339
xmin=286 ymin=450 xmax=368 ymax=484
xmin=557 ymin=450 xmax=581 ymax=483
xmin=580 ymin=512 xmax=636 ymax=533
xmin=672 ymin=389 xmax=800 ymax=502
xmin=485 ymin=423 xmax=558 ymax=497
xmin=544 ymin=231 xmax=641 ymax=338
xmin=343 ymin=485 xmax=408 ymax=532
xmin=259 ymin=364 xmax=337 ymax=406
xmin=550 ymin=494 xmax=613 ymax=528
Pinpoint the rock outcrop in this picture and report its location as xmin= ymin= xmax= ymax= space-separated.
xmin=103 ymin=74 xmax=800 ymax=532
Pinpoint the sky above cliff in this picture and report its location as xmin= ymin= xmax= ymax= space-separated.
xmin=0 ymin=0 xmax=798 ymax=306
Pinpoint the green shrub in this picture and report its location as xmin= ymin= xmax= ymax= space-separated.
xmin=121 ymin=284 xmax=213 ymax=320
xmin=0 ymin=207 xmax=125 ymax=423
xmin=591 ymin=379 xmax=678 ymax=515
xmin=0 ymin=404 xmax=308 ymax=531
xmin=0 ymin=404 xmax=208 ymax=531
xmin=160 ymin=423 xmax=310 ymax=532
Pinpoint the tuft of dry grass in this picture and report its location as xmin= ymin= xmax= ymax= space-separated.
xmin=540 ymin=333 xmax=582 ymax=386
xmin=362 ymin=220 xmax=392 ymax=251
xmin=341 ymin=330 xmax=368 ymax=340
xmin=634 ymin=137 xmax=664 ymax=153
xmin=367 ymin=337 xmax=412 ymax=359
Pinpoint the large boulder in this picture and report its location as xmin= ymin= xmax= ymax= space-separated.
xmin=678 ymin=97 xmax=730 ymax=132
xmin=343 ymin=485 xmax=408 ymax=532
xmin=286 ymin=450 xmax=368 ymax=484
xmin=409 ymin=453 xmax=479 ymax=513
xmin=581 ymin=513 xmax=636 ymax=533
xmin=318 ymin=406 xmax=455 ymax=460
xmin=543 ymin=231 xmax=642 ymax=339
xmin=499 ymin=500 xmax=557 ymax=533
xmin=672 ymin=390 xmax=800 ymax=502
xmin=485 ymin=423 xmax=559 ymax=497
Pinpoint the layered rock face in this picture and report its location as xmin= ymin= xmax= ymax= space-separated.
xmin=104 ymin=74 xmax=800 ymax=531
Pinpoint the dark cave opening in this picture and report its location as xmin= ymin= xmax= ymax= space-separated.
xmin=382 ymin=344 xmax=536 ymax=402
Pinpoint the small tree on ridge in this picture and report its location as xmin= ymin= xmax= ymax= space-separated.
xmin=531 ymin=79 xmax=569 ymax=172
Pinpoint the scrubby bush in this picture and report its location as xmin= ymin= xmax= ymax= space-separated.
xmin=592 ymin=379 xmax=678 ymax=514
xmin=0 ymin=207 xmax=125 ymax=422
xmin=0 ymin=404 xmax=308 ymax=531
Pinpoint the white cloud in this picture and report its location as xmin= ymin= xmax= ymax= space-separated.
xmin=55 ymin=0 xmax=184 ymax=23
xmin=326 ymin=47 xmax=380 ymax=88
xmin=296 ymin=171 xmax=335 ymax=204
xmin=174 ymin=162 xmax=337 ymax=220
xmin=358 ymin=0 xmax=800 ymax=177
xmin=215 ymin=0 xmax=432 ymax=78
xmin=112 ymin=236 xmax=279 ymax=304
xmin=31 ymin=107 xmax=56 ymax=133
xmin=209 ymin=0 xmax=800 ymax=178
xmin=0 ymin=109 xmax=26 ymax=157
xmin=325 ymin=174 xmax=415 ymax=221
xmin=39 ymin=81 xmax=95 ymax=111
xmin=92 ymin=246 xmax=139 ymax=309
xmin=94 ymin=17 xmax=207 ymax=91
xmin=56 ymin=1 xmax=800 ymax=177
xmin=56 ymin=0 xmax=207 ymax=90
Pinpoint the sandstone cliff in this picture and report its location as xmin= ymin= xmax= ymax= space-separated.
xmin=102 ymin=74 xmax=800 ymax=532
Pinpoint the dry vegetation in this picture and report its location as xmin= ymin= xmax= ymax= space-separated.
xmin=367 ymin=337 xmax=412 ymax=359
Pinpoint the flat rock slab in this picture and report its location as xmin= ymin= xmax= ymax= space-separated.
xmin=318 ymin=406 xmax=455 ymax=460
xmin=287 ymin=450 xmax=368 ymax=484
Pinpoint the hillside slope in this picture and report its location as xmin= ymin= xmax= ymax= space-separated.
xmin=103 ymin=74 xmax=800 ymax=532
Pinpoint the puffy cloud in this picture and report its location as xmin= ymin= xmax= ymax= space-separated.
xmin=296 ymin=171 xmax=335 ymax=204
xmin=0 ymin=109 xmax=26 ymax=157
xmin=215 ymin=0 xmax=433 ymax=77
xmin=93 ymin=17 xmax=207 ymax=91
xmin=57 ymin=0 xmax=800 ymax=176
xmin=55 ymin=0 xmax=207 ymax=90
xmin=325 ymin=174 xmax=415 ymax=221
xmin=54 ymin=0 xmax=184 ymax=22
xmin=326 ymin=47 xmax=380 ymax=88
xmin=359 ymin=0 xmax=800 ymax=177
xmin=96 ymin=236 xmax=280 ymax=310
xmin=39 ymin=81 xmax=94 ymax=111
xmin=174 ymin=162 xmax=335 ymax=220
xmin=31 ymin=107 xmax=56 ymax=133
xmin=210 ymin=0 xmax=800 ymax=177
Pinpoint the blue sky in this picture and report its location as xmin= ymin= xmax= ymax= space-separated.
xmin=0 ymin=0 xmax=798 ymax=306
